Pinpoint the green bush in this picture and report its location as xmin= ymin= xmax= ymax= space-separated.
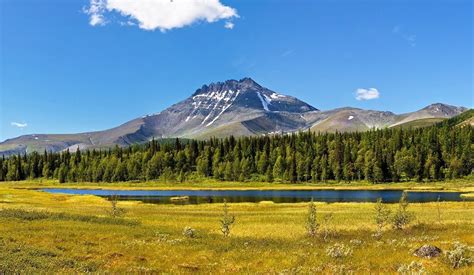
xmin=306 ymin=198 xmax=319 ymax=237
xmin=392 ymin=191 xmax=413 ymax=230
xmin=374 ymin=198 xmax=391 ymax=238
xmin=220 ymin=199 xmax=235 ymax=237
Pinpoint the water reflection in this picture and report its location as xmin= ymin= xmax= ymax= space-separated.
xmin=41 ymin=188 xmax=465 ymax=205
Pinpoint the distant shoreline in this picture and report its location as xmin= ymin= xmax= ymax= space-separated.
xmin=6 ymin=179 xmax=474 ymax=193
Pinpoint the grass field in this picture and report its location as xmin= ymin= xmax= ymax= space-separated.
xmin=0 ymin=182 xmax=473 ymax=273
xmin=4 ymin=178 xmax=474 ymax=192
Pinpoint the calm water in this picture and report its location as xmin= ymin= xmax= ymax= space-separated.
xmin=41 ymin=188 xmax=465 ymax=205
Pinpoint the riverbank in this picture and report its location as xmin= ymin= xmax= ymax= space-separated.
xmin=0 ymin=185 xmax=472 ymax=273
xmin=3 ymin=179 xmax=474 ymax=193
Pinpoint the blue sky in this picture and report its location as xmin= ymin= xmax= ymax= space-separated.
xmin=1 ymin=0 xmax=472 ymax=141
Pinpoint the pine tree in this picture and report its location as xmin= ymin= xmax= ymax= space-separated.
xmin=58 ymin=163 xmax=68 ymax=183
xmin=224 ymin=161 xmax=233 ymax=181
xmin=273 ymin=156 xmax=284 ymax=181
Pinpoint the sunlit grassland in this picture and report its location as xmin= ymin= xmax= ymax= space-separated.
xmin=4 ymin=178 xmax=474 ymax=192
xmin=0 ymin=185 xmax=473 ymax=273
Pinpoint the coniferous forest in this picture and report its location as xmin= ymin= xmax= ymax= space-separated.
xmin=0 ymin=122 xmax=472 ymax=184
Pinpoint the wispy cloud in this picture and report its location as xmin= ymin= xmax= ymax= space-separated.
xmin=11 ymin=122 xmax=28 ymax=128
xmin=355 ymin=88 xmax=380 ymax=101
xmin=392 ymin=25 xmax=416 ymax=47
xmin=84 ymin=0 xmax=239 ymax=32
xmin=84 ymin=0 xmax=107 ymax=26
xmin=224 ymin=21 xmax=234 ymax=29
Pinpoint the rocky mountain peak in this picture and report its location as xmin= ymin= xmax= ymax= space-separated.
xmin=421 ymin=103 xmax=467 ymax=116
xmin=238 ymin=77 xmax=261 ymax=89
xmin=192 ymin=77 xmax=262 ymax=96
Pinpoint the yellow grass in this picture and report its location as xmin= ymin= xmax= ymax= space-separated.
xmin=0 ymin=184 xmax=473 ymax=273
xmin=460 ymin=193 xmax=474 ymax=199
xmin=4 ymin=178 xmax=474 ymax=192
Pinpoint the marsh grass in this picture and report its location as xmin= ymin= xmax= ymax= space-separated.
xmin=0 ymin=208 xmax=139 ymax=226
xmin=0 ymin=185 xmax=472 ymax=273
xmin=4 ymin=178 xmax=474 ymax=192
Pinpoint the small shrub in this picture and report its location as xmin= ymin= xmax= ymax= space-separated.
xmin=349 ymin=239 xmax=363 ymax=246
xmin=397 ymin=261 xmax=426 ymax=275
xmin=182 ymin=227 xmax=196 ymax=238
xmin=373 ymin=198 xmax=391 ymax=238
xmin=220 ymin=199 xmax=235 ymax=237
xmin=306 ymin=198 xmax=319 ymax=237
xmin=108 ymin=195 xmax=125 ymax=218
xmin=392 ymin=191 xmax=413 ymax=230
xmin=436 ymin=196 xmax=442 ymax=223
xmin=326 ymin=243 xmax=353 ymax=259
xmin=321 ymin=212 xmax=335 ymax=241
xmin=444 ymin=242 xmax=473 ymax=269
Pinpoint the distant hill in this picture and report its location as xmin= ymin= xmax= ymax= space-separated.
xmin=436 ymin=109 xmax=474 ymax=128
xmin=391 ymin=118 xmax=446 ymax=129
xmin=0 ymin=78 xmax=468 ymax=155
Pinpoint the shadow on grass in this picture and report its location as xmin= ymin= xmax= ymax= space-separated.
xmin=0 ymin=208 xmax=139 ymax=226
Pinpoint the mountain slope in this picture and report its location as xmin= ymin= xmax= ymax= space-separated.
xmin=0 ymin=78 xmax=318 ymax=155
xmin=390 ymin=118 xmax=446 ymax=129
xmin=138 ymin=77 xmax=318 ymax=139
xmin=309 ymin=108 xmax=398 ymax=133
xmin=435 ymin=109 xmax=474 ymax=128
xmin=0 ymin=78 xmax=468 ymax=155
xmin=390 ymin=103 xmax=467 ymax=127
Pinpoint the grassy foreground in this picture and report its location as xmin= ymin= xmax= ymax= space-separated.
xmin=0 ymin=184 xmax=473 ymax=273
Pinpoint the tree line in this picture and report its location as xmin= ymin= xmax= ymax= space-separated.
xmin=0 ymin=123 xmax=472 ymax=183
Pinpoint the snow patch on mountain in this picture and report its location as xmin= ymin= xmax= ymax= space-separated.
xmin=186 ymin=101 xmax=203 ymax=122
xmin=257 ymin=92 xmax=270 ymax=111
xmin=207 ymin=91 xmax=240 ymax=126
xmin=193 ymin=89 xmax=241 ymax=126
xmin=270 ymin=92 xmax=286 ymax=100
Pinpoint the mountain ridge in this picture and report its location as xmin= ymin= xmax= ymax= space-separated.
xmin=0 ymin=78 xmax=468 ymax=155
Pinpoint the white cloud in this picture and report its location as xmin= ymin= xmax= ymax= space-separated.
xmin=11 ymin=122 xmax=28 ymax=128
xmin=224 ymin=21 xmax=234 ymax=29
xmin=85 ymin=0 xmax=238 ymax=31
xmin=355 ymin=88 xmax=380 ymax=101
xmin=84 ymin=0 xmax=107 ymax=26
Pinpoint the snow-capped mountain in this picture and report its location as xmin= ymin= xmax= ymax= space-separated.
xmin=0 ymin=78 xmax=468 ymax=155
xmin=144 ymin=77 xmax=317 ymax=138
